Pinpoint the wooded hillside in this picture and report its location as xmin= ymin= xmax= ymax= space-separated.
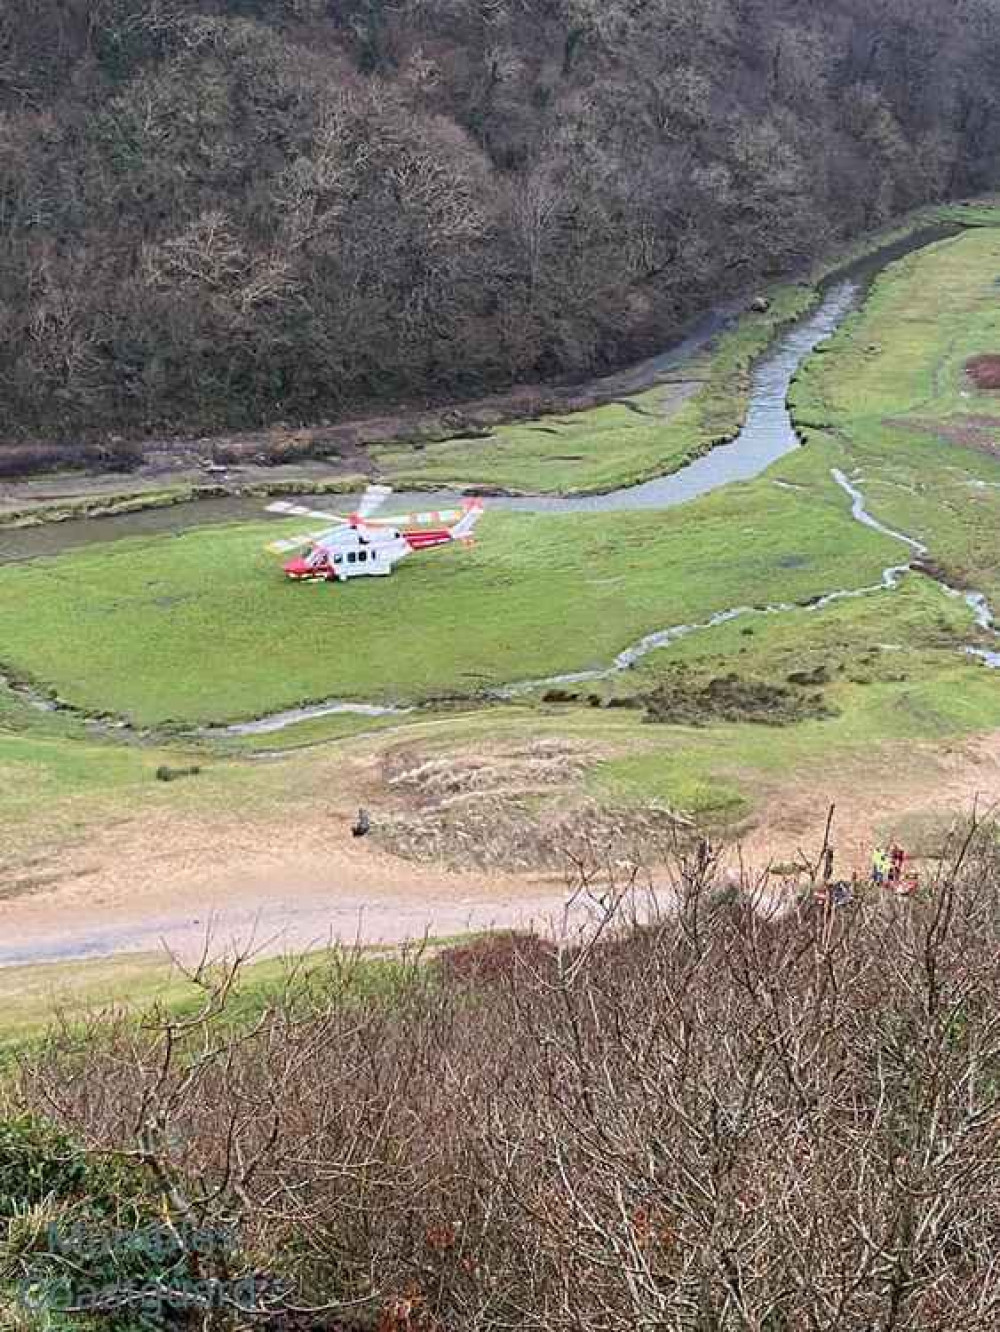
xmin=2 ymin=0 xmax=1000 ymax=445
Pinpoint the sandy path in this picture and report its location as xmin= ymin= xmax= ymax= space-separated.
xmin=0 ymin=807 xmax=575 ymax=967
xmin=4 ymin=731 xmax=1000 ymax=970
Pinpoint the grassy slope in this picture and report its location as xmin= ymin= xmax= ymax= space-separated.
xmin=0 ymin=946 xmax=419 ymax=1062
xmin=790 ymin=226 xmax=1000 ymax=602
xmin=591 ymin=578 xmax=1000 ymax=810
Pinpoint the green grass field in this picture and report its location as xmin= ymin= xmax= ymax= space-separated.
xmin=6 ymin=216 xmax=1000 ymax=854
xmin=0 ymin=475 xmax=904 ymax=726
xmin=790 ymin=226 xmax=1000 ymax=602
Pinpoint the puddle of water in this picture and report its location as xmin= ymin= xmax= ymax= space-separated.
xmin=967 ymin=646 xmax=1000 ymax=667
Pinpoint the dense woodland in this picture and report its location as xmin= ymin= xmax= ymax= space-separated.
xmin=3 ymin=0 xmax=1000 ymax=445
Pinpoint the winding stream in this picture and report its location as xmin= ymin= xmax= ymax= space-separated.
xmin=0 ymin=281 xmax=858 ymax=567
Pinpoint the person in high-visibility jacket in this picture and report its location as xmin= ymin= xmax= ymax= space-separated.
xmin=888 ymin=843 xmax=905 ymax=885
xmin=871 ymin=847 xmax=889 ymax=885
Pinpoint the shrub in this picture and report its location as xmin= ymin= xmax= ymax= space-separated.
xmin=966 ymin=353 xmax=1000 ymax=389
xmin=0 ymin=1117 xmax=88 ymax=1216
xmin=434 ymin=931 xmax=556 ymax=985
xmin=12 ymin=833 xmax=1000 ymax=1329
xmin=155 ymin=764 xmax=202 ymax=782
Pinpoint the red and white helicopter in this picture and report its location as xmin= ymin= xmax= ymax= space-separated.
xmin=265 ymin=484 xmax=484 ymax=582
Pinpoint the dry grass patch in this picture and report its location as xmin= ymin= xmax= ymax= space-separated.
xmin=374 ymin=738 xmax=690 ymax=870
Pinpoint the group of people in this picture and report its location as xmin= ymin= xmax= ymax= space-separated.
xmin=872 ymin=843 xmax=918 ymax=895
xmin=809 ymin=841 xmax=920 ymax=910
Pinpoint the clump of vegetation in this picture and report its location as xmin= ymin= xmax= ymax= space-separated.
xmin=541 ymin=688 xmax=580 ymax=704
xmin=0 ymin=1112 xmax=253 ymax=1330
xmin=0 ymin=1116 xmax=89 ymax=1214
xmin=155 ymin=764 xmax=202 ymax=783
xmin=787 ymin=663 xmax=832 ymax=686
xmin=642 ymin=669 xmax=834 ymax=726
xmin=4 ymin=829 xmax=1000 ymax=1329
xmin=373 ymin=739 xmax=689 ymax=869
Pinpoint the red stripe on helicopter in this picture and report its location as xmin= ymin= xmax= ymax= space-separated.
xmin=403 ymin=528 xmax=453 ymax=550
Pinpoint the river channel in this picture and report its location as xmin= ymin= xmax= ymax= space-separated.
xmin=0 ymin=226 xmax=958 ymax=566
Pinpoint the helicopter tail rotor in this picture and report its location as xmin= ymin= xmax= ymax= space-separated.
xmin=452 ymin=499 xmax=484 ymax=545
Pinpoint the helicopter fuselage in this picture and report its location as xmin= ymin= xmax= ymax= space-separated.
xmin=283 ymin=525 xmax=454 ymax=581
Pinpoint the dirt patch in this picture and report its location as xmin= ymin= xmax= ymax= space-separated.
xmin=0 ymin=861 xmax=99 ymax=903
xmin=966 ymin=354 xmax=1000 ymax=390
xmin=0 ymin=788 xmax=567 ymax=969
xmin=886 ymin=413 xmax=1000 ymax=455
xmin=739 ymin=731 xmax=1000 ymax=873
xmin=5 ymin=726 xmax=1000 ymax=969
xmin=374 ymin=739 xmax=689 ymax=870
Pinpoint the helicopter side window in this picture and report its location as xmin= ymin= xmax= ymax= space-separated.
xmin=358 ymin=550 xmax=367 ymax=563
xmin=347 ymin=552 xmax=356 ymax=565
xmin=333 ymin=554 xmax=343 ymax=565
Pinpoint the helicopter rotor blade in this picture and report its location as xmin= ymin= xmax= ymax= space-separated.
xmin=266 ymin=500 xmax=348 ymax=524
xmin=353 ymin=484 xmax=393 ymax=521
xmin=265 ymin=530 xmax=328 ymax=555
xmin=360 ymin=508 xmax=465 ymax=529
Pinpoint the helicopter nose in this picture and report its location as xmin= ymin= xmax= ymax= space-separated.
xmin=284 ymin=556 xmax=311 ymax=579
